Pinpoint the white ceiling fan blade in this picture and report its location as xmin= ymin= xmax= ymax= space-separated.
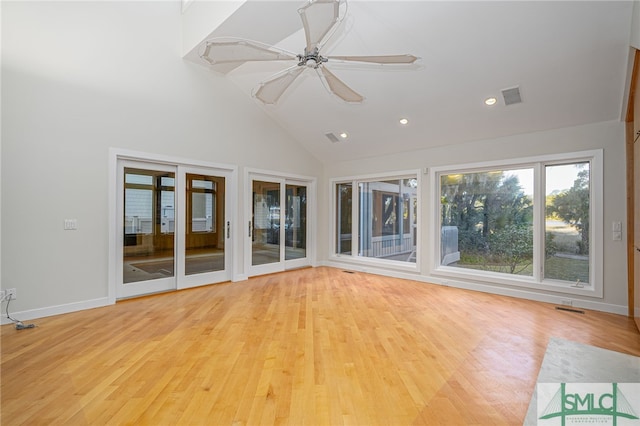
xmin=254 ymin=66 xmax=306 ymax=105
xmin=318 ymin=66 xmax=363 ymax=103
xmin=327 ymin=54 xmax=419 ymax=65
xmin=298 ymin=0 xmax=343 ymax=53
xmin=200 ymin=38 xmax=296 ymax=73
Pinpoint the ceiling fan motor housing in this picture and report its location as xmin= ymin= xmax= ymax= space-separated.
xmin=298 ymin=48 xmax=327 ymax=69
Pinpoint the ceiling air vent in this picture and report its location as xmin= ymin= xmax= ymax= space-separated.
xmin=501 ymin=86 xmax=522 ymax=106
xmin=325 ymin=132 xmax=340 ymax=143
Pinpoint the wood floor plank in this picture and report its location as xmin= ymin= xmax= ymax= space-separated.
xmin=2 ymin=266 xmax=640 ymax=425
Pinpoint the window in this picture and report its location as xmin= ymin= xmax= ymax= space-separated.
xmin=189 ymin=178 xmax=216 ymax=233
xmin=440 ymin=168 xmax=534 ymax=275
xmin=544 ymin=162 xmax=590 ymax=284
xmin=336 ymin=183 xmax=353 ymax=255
xmin=334 ymin=173 xmax=419 ymax=266
xmin=433 ymin=150 xmax=602 ymax=296
xmin=124 ymin=169 xmax=175 ymax=236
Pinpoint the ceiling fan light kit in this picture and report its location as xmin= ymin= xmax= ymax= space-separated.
xmin=199 ymin=0 xmax=418 ymax=105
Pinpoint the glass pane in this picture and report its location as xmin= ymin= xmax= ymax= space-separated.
xmin=358 ymin=178 xmax=418 ymax=262
xmin=336 ymin=183 xmax=352 ymax=254
xmin=123 ymin=168 xmax=175 ymax=283
xmin=440 ymin=168 xmax=534 ymax=275
xmin=185 ymin=173 xmax=225 ymax=275
xmin=125 ymin=174 xmax=153 ymax=185
xmin=252 ymin=180 xmax=280 ymax=266
xmin=544 ymin=163 xmax=590 ymax=284
xmin=285 ymin=185 xmax=306 ymax=260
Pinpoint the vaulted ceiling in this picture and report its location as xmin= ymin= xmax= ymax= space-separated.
xmin=185 ymin=1 xmax=635 ymax=164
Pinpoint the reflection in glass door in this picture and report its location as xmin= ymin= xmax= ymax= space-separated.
xmin=248 ymin=175 xmax=310 ymax=276
xmin=252 ymin=180 xmax=281 ymax=267
xmin=285 ymin=184 xmax=306 ymax=261
xmin=122 ymin=166 xmax=176 ymax=297
xmin=185 ymin=173 xmax=225 ymax=275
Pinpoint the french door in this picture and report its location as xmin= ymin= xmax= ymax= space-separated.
xmin=116 ymin=160 xmax=233 ymax=299
xmin=247 ymin=174 xmax=310 ymax=276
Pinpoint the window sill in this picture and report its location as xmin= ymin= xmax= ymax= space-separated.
xmin=330 ymin=254 xmax=420 ymax=273
xmin=432 ymin=266 xmax=601 ymax=298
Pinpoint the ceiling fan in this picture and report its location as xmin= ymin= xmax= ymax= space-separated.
xmin=199 ymin=0 xmax=418 ymax=105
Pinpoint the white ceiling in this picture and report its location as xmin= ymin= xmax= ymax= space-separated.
xmin=188 ymin=1 xmax=634 ymax=164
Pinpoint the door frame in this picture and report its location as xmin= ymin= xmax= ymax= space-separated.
xmin=244 ymin=168 xmax=316 ymax=278
xmin=108 ymin=148 xmax=238 ymax=303
xmin=625 ymin=48 xmax=639 ymax=328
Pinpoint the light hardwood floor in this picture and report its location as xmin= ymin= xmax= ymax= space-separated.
xmin=2 ymin=267 xmax=639 ymax=425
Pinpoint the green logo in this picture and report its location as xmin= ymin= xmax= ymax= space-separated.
xmin=538 ymin=383 xmax=640 ymax=425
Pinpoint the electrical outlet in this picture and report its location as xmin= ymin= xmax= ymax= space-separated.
xmin=0 ymin=290 xmax=5 ymax=301
xmin=561 ymin=299 xmax=573 ymax=306
xmin=7 ymin=288 xmax=16 ymax=300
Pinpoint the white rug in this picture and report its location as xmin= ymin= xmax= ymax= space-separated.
xmin=523 ymin=337 xmax=640 ymax=425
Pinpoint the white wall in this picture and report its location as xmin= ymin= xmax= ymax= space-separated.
xmin=1 ymin=1 xmax=322 ymax=318
xmin=319 ymin=120 xmax=629 ymax=313
xmin=631 ymin=0 xmax=640 ymax=49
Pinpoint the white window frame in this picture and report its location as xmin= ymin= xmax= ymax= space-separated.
xmin=430 ymin=149 xmax=603 ymax=298
xmin=330 ymin=169 xmax=421 ymax=272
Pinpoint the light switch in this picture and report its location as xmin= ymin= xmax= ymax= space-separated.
xmin=64 ymin=219 xmax=78 ymax=230
xmin=612 ymin=221 xmax=621 ymax=232
xmin=613 ymin=231 xmax=622 ymax=241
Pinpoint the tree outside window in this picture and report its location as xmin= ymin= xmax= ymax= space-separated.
xmin=440 ymin=169 xmax=534 ymax=275
xmin=544 ymin=163 xmax=590 ymax=284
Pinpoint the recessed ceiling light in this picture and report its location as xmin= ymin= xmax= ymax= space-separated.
xmin=484 ymin=97 xmax=497 ymax=106
xmin=339 ymin=132 xmax=348 ymax=139
xmin=399 ymin=118 xmax=409 ymax=125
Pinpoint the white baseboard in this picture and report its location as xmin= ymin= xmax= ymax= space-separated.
xmin=1 ymin=297 xmax=112 ymax=326
xmin=320 ymin=260 xmax=628 ymax=316
xmin=1 ymin=265 xmax=630 ymax=325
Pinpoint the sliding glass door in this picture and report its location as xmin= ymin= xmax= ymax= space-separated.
xmin=251 ymin=178 xmax=282 ymax=270
xmin=117 ymin=160 xmax=232 ymax=299
xmin=180 ymin=167 xmax=232 ymax=289
xmin=120 ymin=164 xmax=176 ymax=297
xmin=248 ymin=175 xmax=310 ymax=276
xmin=285 ymin=183 xmax=307 ymax=263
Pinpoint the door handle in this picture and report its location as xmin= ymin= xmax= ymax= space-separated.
xmin=227 ymin=221 xmax=230 ymax=239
